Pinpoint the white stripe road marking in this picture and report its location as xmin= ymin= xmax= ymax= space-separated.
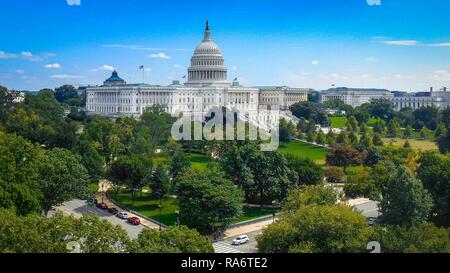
xmin=213 ymin=242 xmax=243 ymax=253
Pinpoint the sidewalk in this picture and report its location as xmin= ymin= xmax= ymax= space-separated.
xmin=224 ymin=218 xmax=275 ymax=239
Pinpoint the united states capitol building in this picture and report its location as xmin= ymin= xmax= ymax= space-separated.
xmin=86 ymin=22 xmax=309 ymax=123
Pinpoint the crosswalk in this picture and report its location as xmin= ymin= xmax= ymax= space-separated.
xmin=213 ymin=242 xmax=244 ymax=253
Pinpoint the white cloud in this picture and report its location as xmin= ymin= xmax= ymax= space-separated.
xmin=429 ymin=43 xmax=450 ymax=47
xmin=44 ymin=63 xmax=61 ymax=69
xmin=99 ymin=65 xmax=115 ymax=71
xmin=311 ymin=60 xmax=319 ymax=65
xmin=15 ymin=69 xmax=25 ymax=74
xmin=66 ymin=0 xmax=81 ymax=6
xmin=0 ymin=51 xmax=16 ymax=59
xmin=21 ymin=51 xmax=42 ymax=61
xmin=383 ymin=40 xmax=419 ymax=46
xmin=231 ymin=66 xmax=238 ymax=71
xmin=366 ymin=57 xmax=376 ymax=62
xmin=50 ymin=74 xmax=83 ymax=79
xmin=146 ymin=52 xmax=171 ymax=60
xmin=144 ymin=68 xmax=152 ymax=72
xmin=173 ymin=64 xmax=182 ymax=68
xmin=102 ymin=44 xmax=189 ymax=52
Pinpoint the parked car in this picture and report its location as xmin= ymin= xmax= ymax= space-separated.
xmin=97 ymin=202 xmax=108 ymax=209
xmin=127 ymin=217 xmax=141 ymax=225
xmin=87 ymin=197 xmax=97 ymax=205
xmin=232 ymin=235 xmax=249 ymax=245
xmin=117 ymin=212 xmax=129 ymax=219
xmin=367 ymin=217 xmax=377 ymax=226
xmin=108 ymin=208 xmax=119 ymax=215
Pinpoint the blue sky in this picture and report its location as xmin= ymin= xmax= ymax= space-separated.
xmin=0 ymin=0 xmax=449 ymax=91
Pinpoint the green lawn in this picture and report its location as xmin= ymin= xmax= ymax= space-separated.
xmin=234 ymin=206 xmax=277 ymax=223
xmin=110 ymin=189 xmax=275 ymax=226
xmin=153 ymin=153 xmax=212 ymax=171
xmin=330 ymin=116 xmax=347 ymax=128
xmin=278 ymin=140 xmax=327 ymax=164
xmin=187 ymin=153 xmax=212 ymax=170
xmin=109 ymin=189 xmax=179 ymax=226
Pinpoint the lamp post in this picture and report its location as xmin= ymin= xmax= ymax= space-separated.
xmin=159 ymin=195 xmax=162 ymax=231
xmin=175 ymin=210 xmax=180 ymax=228
xmin=271 ymin=200 xmax=277 ymax=223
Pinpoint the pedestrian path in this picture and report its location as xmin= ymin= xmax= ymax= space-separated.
xmin=213 ymin=242 xmax=244 ymax=253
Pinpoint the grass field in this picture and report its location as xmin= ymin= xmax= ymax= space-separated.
xmin=153 ymin=153 xmax=212 ymax=171
xmin=110 ymin=189 xmax=274 ymax=226
xmin=383 ymin=138 xmax=438 ymax=151
xmin=330 ymin=116 xmax=347 ymax=128
xmin=187 ymin=153 xmax=212 ymax=170
xmin=278 ymin=140 xmax=327 ymax=164
xmin=109 ymin=189 xmax=180 ymax=226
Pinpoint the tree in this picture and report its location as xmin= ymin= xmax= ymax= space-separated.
xmin=326 ymin=145 xmax=366 ymax=170
xmin=315 ymin=131 xmax=326 ymax=145
xmin=326 ymin=131 xmax=336 ymax=146
xmin=413 ymin=106 xmax=439 ymax=130
xmin=344 ymin=167 xmax=380 ymax=200
xmin=0 ymin=85 xmax=13 ymax=123
xmin=74 ymin=140 xmax=105 ymax=182
xmin=0 ymin=209 xmax=131 ymax=253
xmin=279 ymin=118 xmax=296 ymax=142
xmin=289 ymin=101 xmax=329 ymax=126
xmin=372 ymin=133 xmax=384 ymax=146
xmin=169 ymin=149 xmax=191 ymax=184
xmin=0 ymin=131 xmax=44 ymax=215
xmin=386 ymin=119 xmax=401 ymax=137
xmin=257 ymin=205 xmax=371 ymax=253
xmin=403 ymin=140 xmax=411 ymax=148
xmin=365 ymin=98 xmax=395 ymax=121
xmin=346 ymin=116 xmax=359 ymax=133
xmin=373 ymin=119 xmax=386 ymax=134
xmin=359 ymin=133 xmax=373 ymax=148
xmin=39 ymin=148 xmax=90 ymax=215
xmin=371 ymin=223 xmax=450 ymax=253
xmin=150 ymin=165 xmax=170 ymax=198
xmin=283 ymin=185 xmax=337 ymax=212
xmin=438 ymin=108 xmax=450 ymax=153
xmin=285 ymin=155 xmax=324 ymax=186
xmin=417 ymin=151 xmax=450 ymax=227
xmin=140 ymin=105 xmax=176 ymax=148
xmin=419 ymin=126 xmax=432 ymax=139
xmin=54 ymin=85 xmax=79 ymax=103
xmin=348 ymin=131 xmax=358 ymax=145
xmin=306 ymin=131 xmax=315 ymax=143
xmin=107 ymin=155 xmax=152 ymax=206
xmin=324 ymin=166 xmax=345 ymax=183
xmin=435 ymin=123 xmax=447 ymax=139
xmin=129 ymin=226 xmax=214 ymax=253
xmin=176 ymin=168 xmax=244 ymax=231
xmin=336 ymin=131 xmax=349 ymax=145
xmin=404 ymin=125 xmax=413 ymax=139
xmin=379 ymin=165 xmax=433 ymax=226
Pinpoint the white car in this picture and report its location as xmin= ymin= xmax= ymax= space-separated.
xmin=117 ymin=212 xmax=129 ymax=219
xmin=232 ymin=235 xmax=249 ymax=245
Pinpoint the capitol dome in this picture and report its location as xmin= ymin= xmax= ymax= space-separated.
xmin=186 ymin=21 xmax=229 ymax=87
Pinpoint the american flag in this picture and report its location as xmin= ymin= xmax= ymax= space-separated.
xmin=139 ymin=65 xmax=144 ymax=69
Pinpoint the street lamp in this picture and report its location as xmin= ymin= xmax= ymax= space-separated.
xmin=271 ymin=200 xmax=277 ymax=223
xmin=175 ymin=210 xmax=180 ymax=228
xmin=159 ymin=196 xmax=162 ymax=231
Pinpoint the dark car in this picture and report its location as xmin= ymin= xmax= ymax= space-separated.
xmin=127 ymin=217 xmax=141 ymax=225
xmin=108 ymin=208 xmax=119 ymax=215
xmin=97 ymin=202 xmax=108 ymax=209
xmin=87 ymin=197 xmax=98 ymax=205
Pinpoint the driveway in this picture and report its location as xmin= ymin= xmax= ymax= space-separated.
xmin=51 ymin=198 xmax=145 ymax=239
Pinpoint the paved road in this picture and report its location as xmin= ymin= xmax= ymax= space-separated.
xmin=355 ymin=200 xmax=379 ymax=218
xmin=213 ymin=230 xmax=260 ymax=253
xmin=51 ymin=199 xmax=145 ymax=239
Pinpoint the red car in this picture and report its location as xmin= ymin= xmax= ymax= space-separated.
xmin=127 ymin=217 xmax=141 ymax=225
xmin=97 ymin=202 xmax=108 ymax=209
